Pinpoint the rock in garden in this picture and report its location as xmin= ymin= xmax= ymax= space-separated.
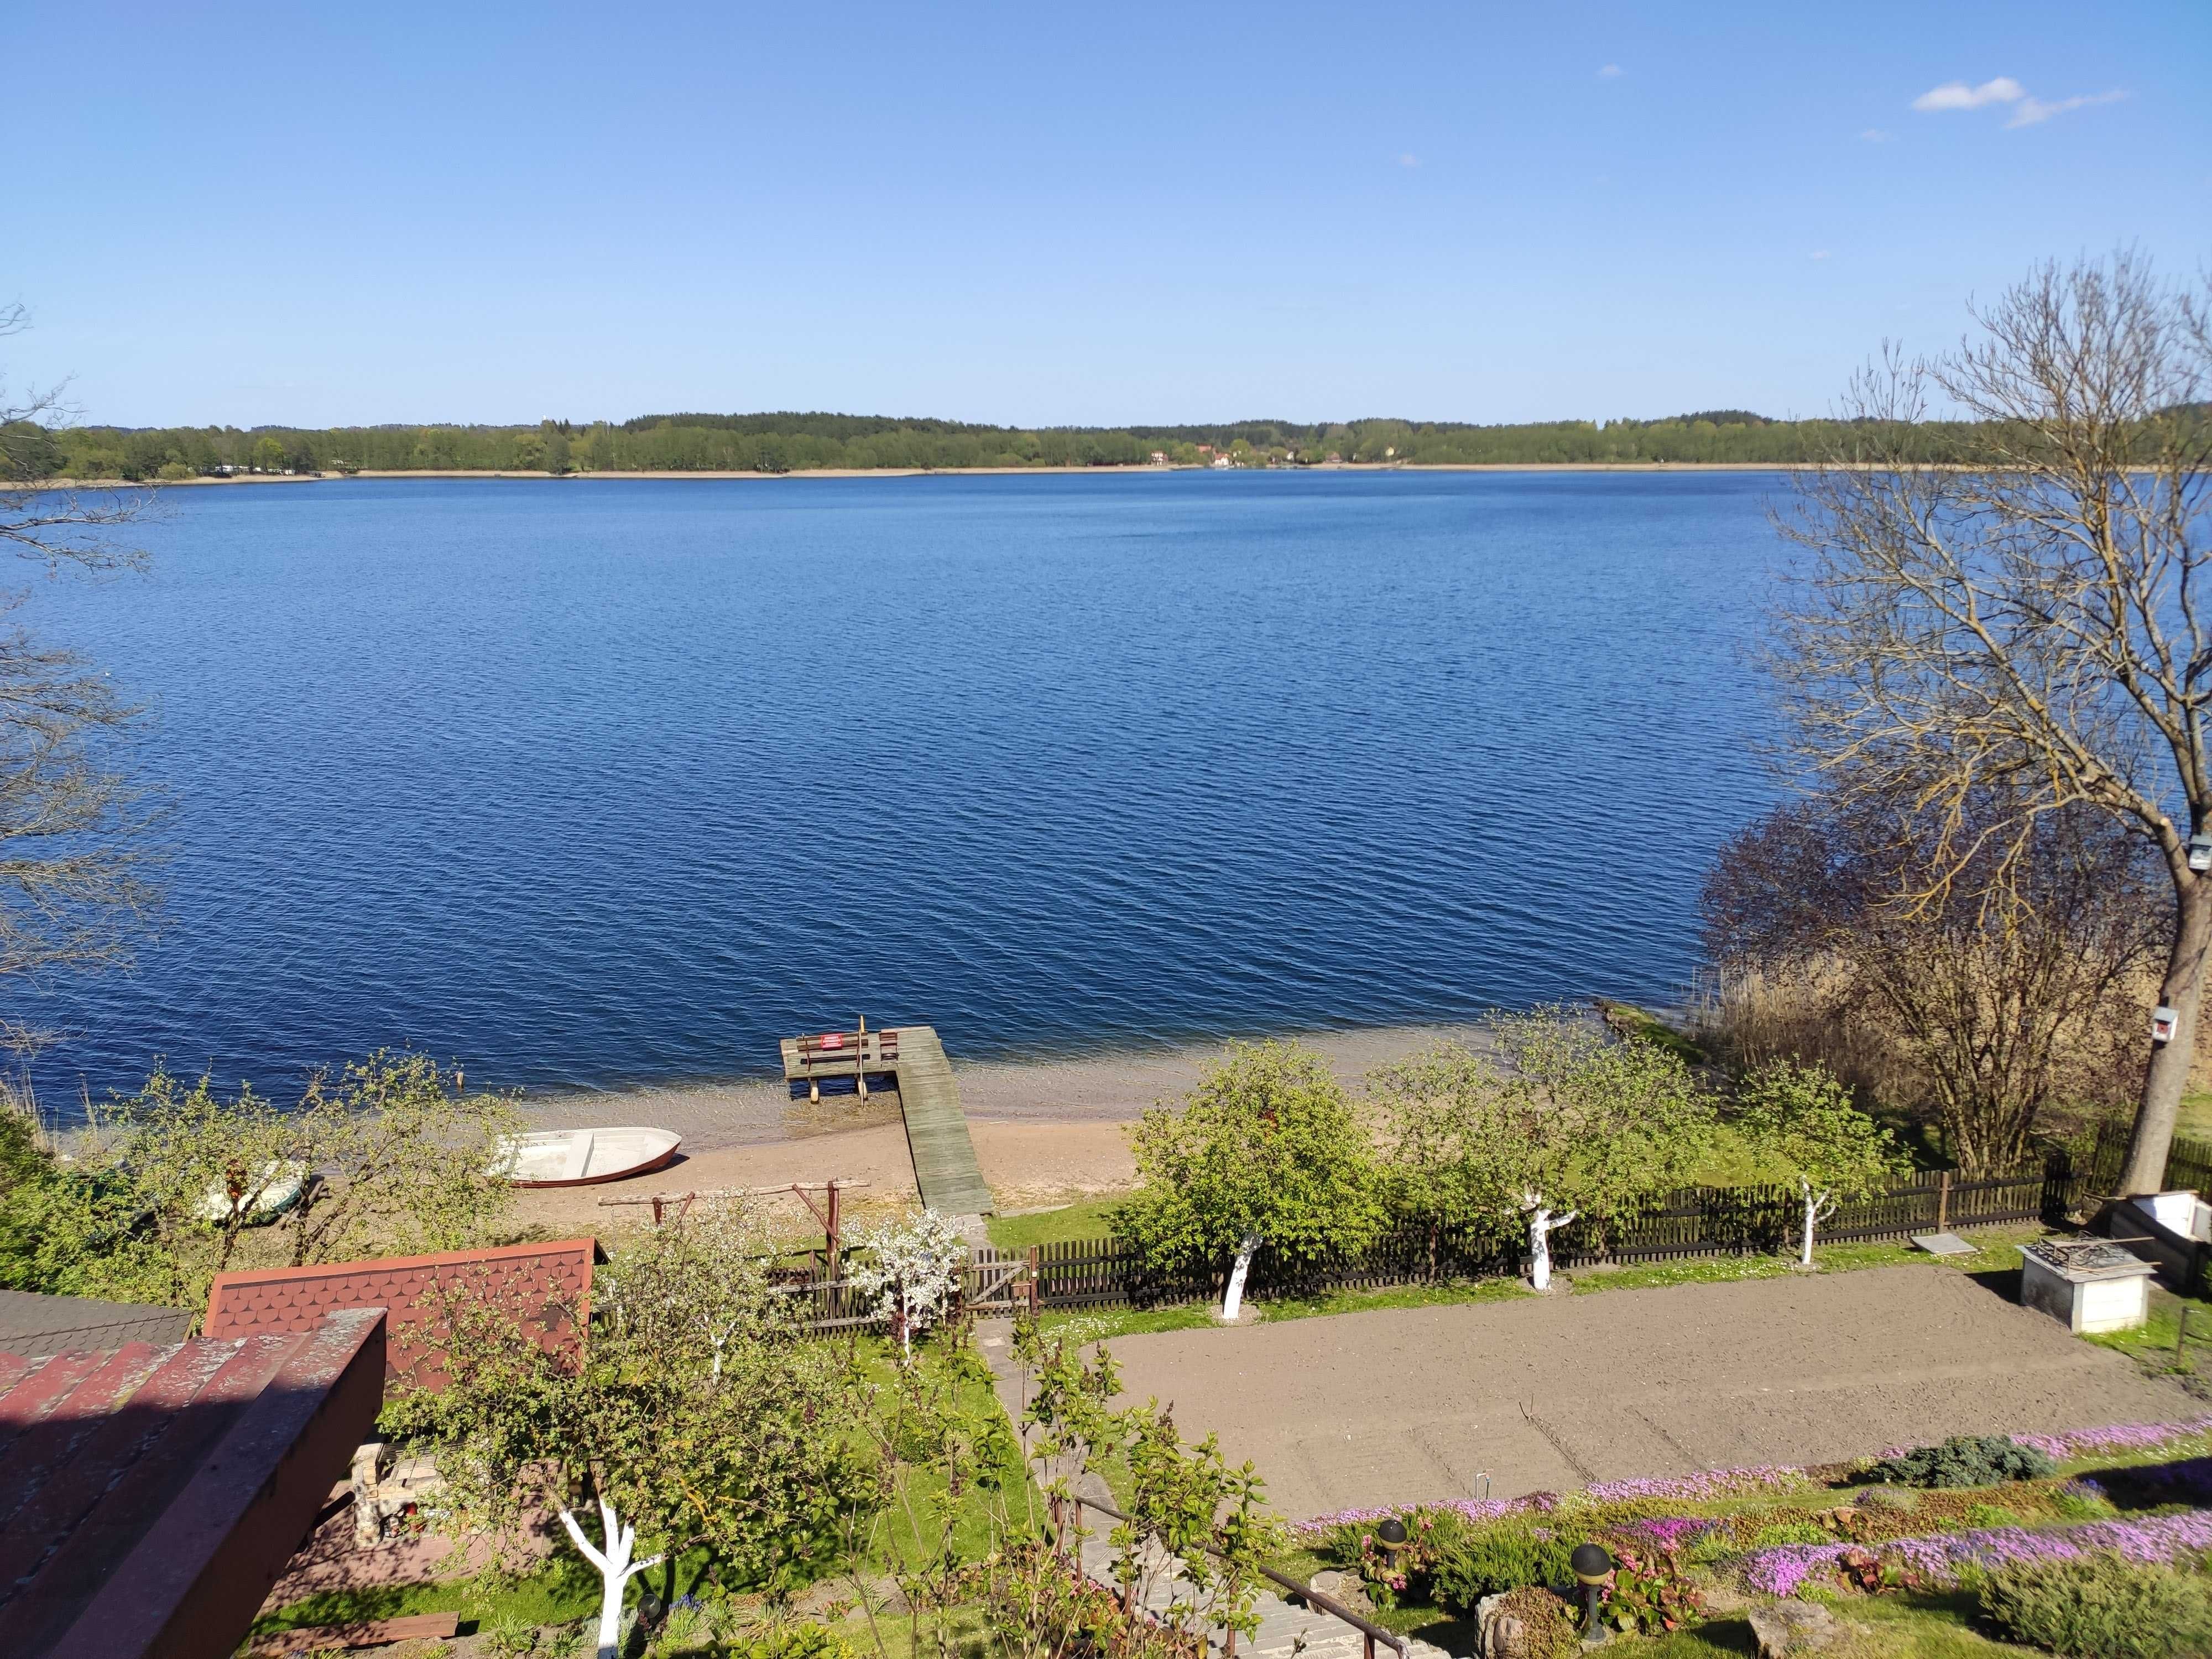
xmin=1747 ymin=1599 xmax=1847 ymax=1656
xmin=1310 ymin=1569 xmax=1372 ymax=1613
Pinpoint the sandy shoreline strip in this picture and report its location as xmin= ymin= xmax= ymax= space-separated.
xmin=505 ymin=1022 xmax=1489 ymax=1233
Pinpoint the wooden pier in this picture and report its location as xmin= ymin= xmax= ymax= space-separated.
xmin=779 ymin=1024 xmax=995 ymax=1216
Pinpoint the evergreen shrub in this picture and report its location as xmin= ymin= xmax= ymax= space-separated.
xmin=1866 ymin=1435 xmax=2057 ymax=1489
xmin=1977 ymin=1553 xmax=2212 ymax=1658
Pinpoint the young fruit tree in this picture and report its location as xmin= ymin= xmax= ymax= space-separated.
xmin=1117 ymin=1040 xmax=1385 ymax=1321
xmin=393 ymin=1214 xmax=865 ymax=1658
xmin=848 ymin=1207 xmax=967 ymax=1359
xmin=1733 ymin=1057 xmax=1907 ymax=1265
xmin=1772 ymin=253 xmax=2212 ymax=1195
xmin=1378 ymin=1009 xmax=1715 ymax=1290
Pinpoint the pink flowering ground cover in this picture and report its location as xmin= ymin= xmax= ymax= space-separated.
xmin=2008 ymin=1416 xmax=2212 ymax=1461
xmin=1585 ymin=1467 xmax=1809 ymax=1503
xmin=1741 ymin=1510 xmax=2212 ymax=1597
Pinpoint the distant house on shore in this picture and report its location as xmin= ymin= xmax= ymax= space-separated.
xmin=1211 ymin=453 xmax=1232 ymax=469
xmin=1150 ymin=451 xmax=1167 ymax=465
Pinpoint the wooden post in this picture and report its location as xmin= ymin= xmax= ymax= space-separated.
xmin=1029 ymin=1245 xmax=1041 ymax=1316
xmin=826 ymin=1178 xmax=843 ymax=1270
xmin=2178 ymin=1305 xmax=2192 ymax=1368
xmin=1937 ymin=1171 xmax=1952 ymax=1233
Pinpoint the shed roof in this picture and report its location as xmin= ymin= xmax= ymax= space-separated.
xmin=0 ymin=1289 xmax=194 ymax=1359
xmin=0 ymin=1308 xmax=385 ymax=1659
xmin=206 ymin=1237 xmax=601 ymax=1389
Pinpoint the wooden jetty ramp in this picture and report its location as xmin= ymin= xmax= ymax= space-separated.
xmin=779 ymin=1024 xmax=995 ymax=1216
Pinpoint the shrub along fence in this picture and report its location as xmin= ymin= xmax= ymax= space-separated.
xmin=791 ymin=1152 xmax=2078 ymax=1329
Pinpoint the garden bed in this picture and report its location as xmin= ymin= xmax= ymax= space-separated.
xmin=1290 ymin=1417 xmax=2212 ymax=1658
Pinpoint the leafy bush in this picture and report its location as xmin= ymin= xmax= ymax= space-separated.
xmin=718 ymin=1623 xmax=857 ymax=1659
xmin=1428 ymin=1520 xmax=1574 ymax=1611
xmin=1855 ymin=1485 xmax=1919 ymax=1513
xmin=1600 ymin=1545 xmax=1707 ymax=1636
xmin=2054 ymin=1481 xmax=2119 ymax=1522
xmin=1978 ymin=1553 xmax=2212 ymax=1658
xmin=1866 ymin=1434 xmax=2057 ymax=1489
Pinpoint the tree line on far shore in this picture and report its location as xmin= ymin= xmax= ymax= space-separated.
xmin=13 ymin=407 xmax=1996 ymax=481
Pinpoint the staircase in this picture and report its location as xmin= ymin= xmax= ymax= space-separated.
xmin=971 ymin=1319 xmax=1451 ymax=1659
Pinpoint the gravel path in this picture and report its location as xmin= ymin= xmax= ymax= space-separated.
xmin=1102 ymin=1266 xmax=2194 ymax=1520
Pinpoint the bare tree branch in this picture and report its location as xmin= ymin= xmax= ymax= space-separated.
xmin=0 ymin=308 xmax=163 ymax=1035
xmin=1773 ymin=253 xmax=2212 ymax=1192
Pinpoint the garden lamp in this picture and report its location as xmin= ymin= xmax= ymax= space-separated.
xmin=2191 ymin=833 xmax=2212 ymax=874
xmin=1376 ymin=1517 xmax=1409 ymax=1557
xmin=1570 ymin=1542 xmax=1614 ymax=1641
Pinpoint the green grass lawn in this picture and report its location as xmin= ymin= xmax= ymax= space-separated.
xmin=985 ymin=1198 xmax=1126 ymax=1251
xmin=1016 ymin=1223 xmax=2051 ymax=1345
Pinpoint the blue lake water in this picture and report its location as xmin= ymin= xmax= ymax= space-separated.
xmin=19 ymin=471 xmax=1785 ymax=1107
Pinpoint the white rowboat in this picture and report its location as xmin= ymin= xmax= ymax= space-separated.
xmin=495 ymin=1126 xmax=682 ymax=1188
xmin=199 ymin=1160 xmax=310 ymax=1224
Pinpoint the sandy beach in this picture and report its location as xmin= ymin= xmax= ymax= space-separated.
xmin=507 ymin=1022 xmax=1491 ymax=1234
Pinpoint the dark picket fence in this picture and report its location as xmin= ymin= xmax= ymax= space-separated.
xmin=2083 ymin=1120 xmax=2212 ymax=1199
xmin=789 ymin=1150 xmax=2078 ymax=1329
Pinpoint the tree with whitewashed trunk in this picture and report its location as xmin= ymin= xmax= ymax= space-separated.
xmin=1378 ymin=1010 xmax=1716 ymax=1291
xmin=389 ymin=1239 xmax=867 ymax=1658
xmin=848 ymin=1208 xmax=967 ymax=1359
xmin=1116 ymin=1041 xmax=1385 ymax=1321
xmin=1733 ymin=1057 xmax=1907 ymax=1266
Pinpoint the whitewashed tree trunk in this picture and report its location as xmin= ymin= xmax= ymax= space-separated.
xmin=1524 ymin=1198 xmax=1577 ymax=1292
xmin=1219 ymin=1232 xmax=1260 ymax=1322
xmin=1799 ymin=1179 xmax=1835 ymax=1267
xmin=560 ymin=1497 xmax=665 ymax=1659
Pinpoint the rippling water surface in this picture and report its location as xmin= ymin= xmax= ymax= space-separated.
xmin=22 ymin=471 xmax=1783 ymax=1105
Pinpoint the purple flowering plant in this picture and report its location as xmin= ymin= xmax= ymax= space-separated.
xmin=1742 ymin=1510 xmax=2212 ymax=1597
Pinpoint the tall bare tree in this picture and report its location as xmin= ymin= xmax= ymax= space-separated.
xmin=1703 ymin=786 xmax=2164 ymax=1173
xmin=0 ymin=305 xmax=158 ymax=1044
xmin=1776 ymin=253 xmax=2211 ymax=1194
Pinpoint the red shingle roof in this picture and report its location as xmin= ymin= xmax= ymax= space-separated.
xmin=206 ymin=1238 xmax=600 ymax=1390
xmin=0 ymin=1309 xmax=384 ymax=1659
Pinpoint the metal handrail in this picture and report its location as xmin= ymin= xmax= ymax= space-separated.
xmin=1052 ymin=1489 xmax=1410 ymax=1659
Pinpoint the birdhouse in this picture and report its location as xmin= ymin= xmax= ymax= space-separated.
xmin=2191 ymin=833 xmax=2212 ymax=873
xmin=2153 ymin=1005 xmax=2179 ymax=1044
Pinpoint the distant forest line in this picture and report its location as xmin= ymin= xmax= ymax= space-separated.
xmin=13 ymin=409 xmax=1988 ymax=482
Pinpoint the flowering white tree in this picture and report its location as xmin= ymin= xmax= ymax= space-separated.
xmin=851 ymin=1208 xmax=967 ymax=1359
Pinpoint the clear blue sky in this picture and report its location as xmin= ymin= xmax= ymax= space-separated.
xmin=11 ymin=0 xmax=2208 ymax=430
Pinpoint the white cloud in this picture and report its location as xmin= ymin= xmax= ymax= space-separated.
xmin=1597 ymin=64 xmax=1622 ymax=79
xmin=2007 ymin=89 xmax=2130 ymax=127
xmin=1911 ymin=76 xmax=2127 ymax=127
xmin=1396 ymin=153 xmax=1420 ymax=168
xmin=1912 ymin=76 xmax=2025 ymax=112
